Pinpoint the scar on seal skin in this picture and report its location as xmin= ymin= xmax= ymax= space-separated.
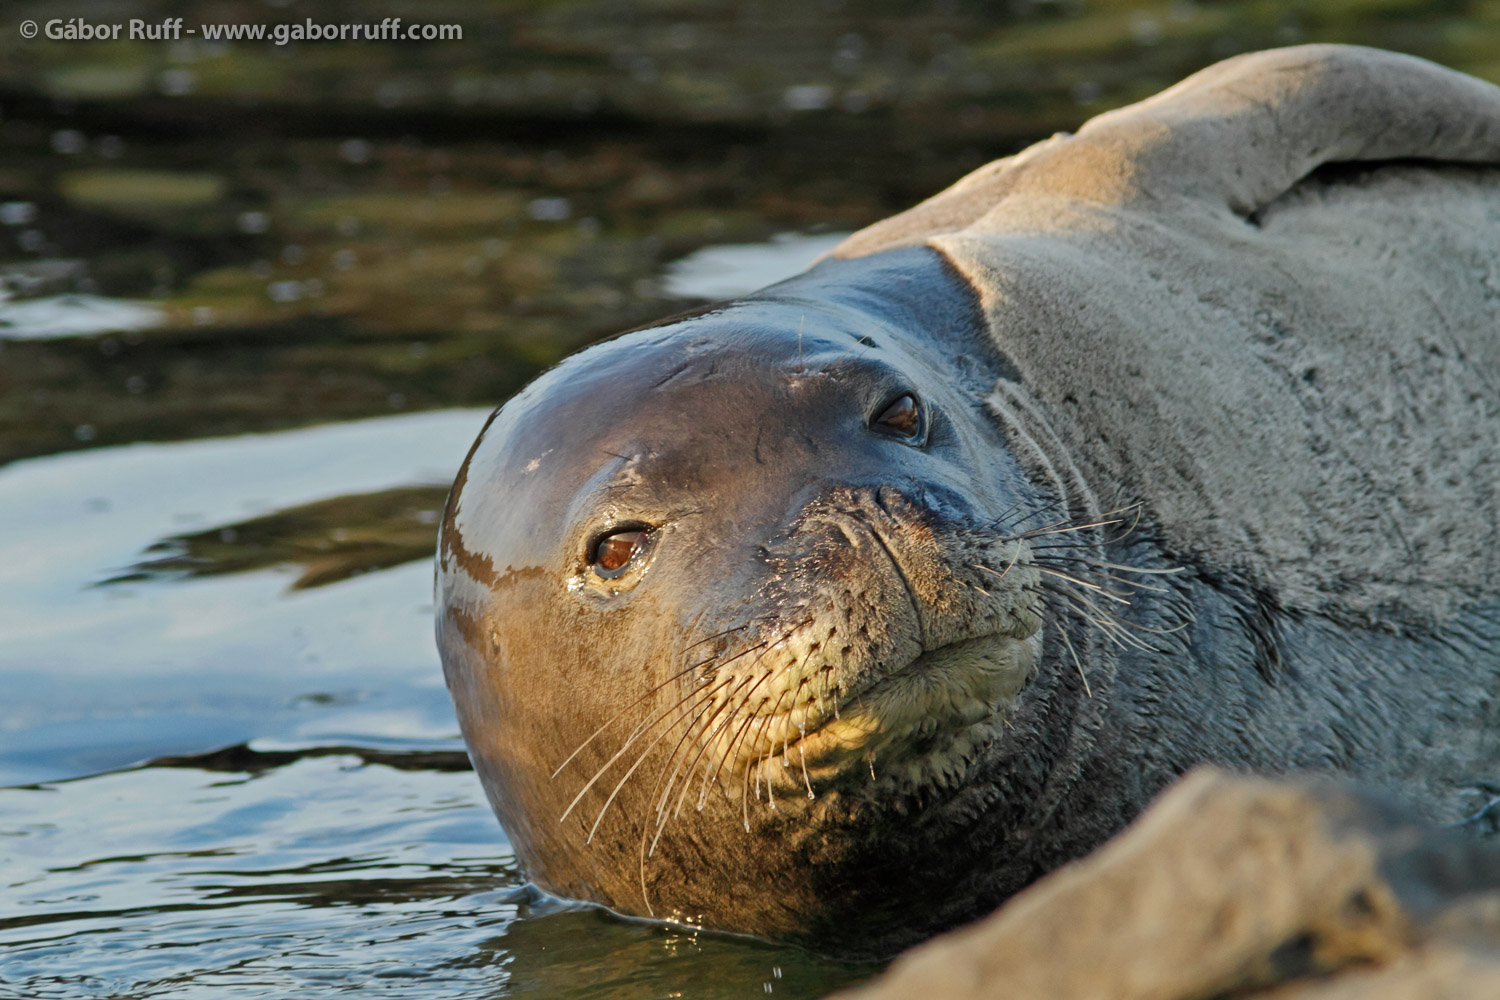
xmin=437 ymin=45 xmax=1500 ymax=958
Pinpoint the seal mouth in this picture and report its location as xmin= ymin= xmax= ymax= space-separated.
xmin=792 ymin=625 xmax=1041 ymax=765
xmin=733 ymin=613 xmax=1044 ymax=805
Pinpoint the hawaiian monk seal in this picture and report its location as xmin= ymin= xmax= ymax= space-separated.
xmin=437 ymin=45 xmax=1500 ymax=957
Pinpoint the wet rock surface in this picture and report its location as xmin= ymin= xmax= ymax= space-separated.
xmin=840 ymin=769 xmax=1500 ymax=1000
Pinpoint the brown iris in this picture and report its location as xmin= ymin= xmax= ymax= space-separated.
xmin=590 ymin=528 xmax=647 ymax=577
xmin=873 ymin=394 xmax=922 ymax=437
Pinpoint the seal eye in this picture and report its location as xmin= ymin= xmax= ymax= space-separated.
xmin=590 ymin=528 xmax=648 ymax=578
xmin=873 ymin=394 xmax=922 ymax=438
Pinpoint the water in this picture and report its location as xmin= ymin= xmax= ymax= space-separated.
xmin=0 ymin=411 xmax=481 ymax=786
xmin=0 ymin=267 xmax=869 ymax=1000
xmin=3 ymin=751 xmax=862 ymax=998
xmin=0 ymin=293 xmax=164 ymax=341
xmin=660 ymin=234 xmax=852 ymax=301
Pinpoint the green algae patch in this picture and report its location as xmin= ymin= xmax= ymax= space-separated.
xmin=58 ymin=169 xmax=228 ymax=215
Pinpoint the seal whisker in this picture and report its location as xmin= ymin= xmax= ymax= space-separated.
xmin=653 ymin=675 xmax=754 ymax=821
xmin=682 ymin=619 xmax=768 ymax=656
xmin=1037 ymin=591 xmax=1133 ymax=653
xmin=646 ymin=620 xmax=807 ymax=841
xmin=1030 ymin=557 xmax=1172 ymax=595
xmin=993 ymin=496 xmax=1066 ymax=532
xmin=1055 ymin=624 xmax=1093 ymax=698
xmin=633 ymin=678 xmax=756 ymax=914
xmin=579 ymin=677 xmax=735 ymax=842
xmin=651 ymin=692 xmax=754 ymax=856
xmin=559 ymin=675 xmax=733 ymax=825
xmin=566 ymin=682 xmax=731 ymax=829
xmin=634 ymin=678 xmax=757 ymax=913
xmin=584 ymin=723 xmax=688 ymax=844
xmin=765 ymin=737 xmax=777 ymax=808
xmin=1030 ymin=576 xmax=1192 ymax=639
xmin=651 ymin=665 xmax=768 ymax=815
xmin=646 ymin=681 xmax=758 ymax=860
xmin=797 ymin=734 xmax=815 ymax=799
xmin=693 ymin=683 xmax=765 ymax=811
xmin=737 ymin=703 xmax=773 ymax=830
xmin=1103 ymin=503 xmax=1146 ymax=545
xmin=1058 ymin=557 xmax=1186 ymax=576
xmin=698 ymin=645 xmax=809 ymax=809
xmin=1003 ymin=517 xmax=1126 ymax=542
xmin=706 ymin=618 xmax=812 ymax=677
xmin=818 ymin=330 xmax=880 ymax=375
xmin=1034 ymin=558 xmax=1170 ymax=589
xmin=705 ymin=639 xmax=771 ymax=676
xmin=1003 ymin=502 xmax=1146 ymax=543
xmin=1035 ymin=567 xmax=1134 ymax=604
xmin=1065 ymin=604 xmax=1154 ymax=652
xmin=741 ymin=716 xmax=774 ymax=827
xmin=968 ymin=543 xmax=1024 ymax=583
xmin=747 ymin=699 xmax=785 ymax=803
xmin=556 ymin=655 xmax=724 ymax=781
xmin=1038 ymin=583 xmax=1160 ymax=653
xmin=710 ymin=693 xmax=771 ymax=814
xmin=648 ymin=674 xmax=756 ymax=823
xmin=551 ymin=653 xmax=721 ymax=779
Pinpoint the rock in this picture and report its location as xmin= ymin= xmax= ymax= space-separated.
xmin=836 ymin=769 xmax=1500 ymax=1000
xmin=1258 ymin=946 xmax=1500 ymax=999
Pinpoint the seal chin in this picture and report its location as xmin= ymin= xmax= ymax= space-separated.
xmin=754 ymin=621 xmax=1045 ymax=795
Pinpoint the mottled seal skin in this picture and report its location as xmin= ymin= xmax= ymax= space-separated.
xmin=439 ymin=45 xmax=1500 ymax=958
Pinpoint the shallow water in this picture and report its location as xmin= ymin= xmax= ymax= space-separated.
xmin=3 ymin=753 xmax=863 ymax=998
xmin=0 ymin=411 xmax=481 ymax=786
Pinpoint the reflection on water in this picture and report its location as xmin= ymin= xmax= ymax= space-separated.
xmin=0 ymin=293 xmax=164 ymax=340
xmin=1 ymin=755 xmax=509 ymax=998
xmin=117 ymin=485 xmax=450 ymax=591
xmin=661 ymin=232 xmax=852 ymax=301
xmin=0 ymin=411 xmax=488 ymax=787
xmin=1 ymin=751 xmax=869 ymax=998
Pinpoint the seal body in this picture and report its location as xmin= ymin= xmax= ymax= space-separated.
xmin=438 ymin=45 xmax=1500 ymax=957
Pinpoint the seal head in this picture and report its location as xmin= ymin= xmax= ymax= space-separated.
xmin=438 ymin=250 xmax=1117 ymax=952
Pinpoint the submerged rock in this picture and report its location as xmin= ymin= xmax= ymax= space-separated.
xmin=839 ymin=769 xmax=1500 ymax=1000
